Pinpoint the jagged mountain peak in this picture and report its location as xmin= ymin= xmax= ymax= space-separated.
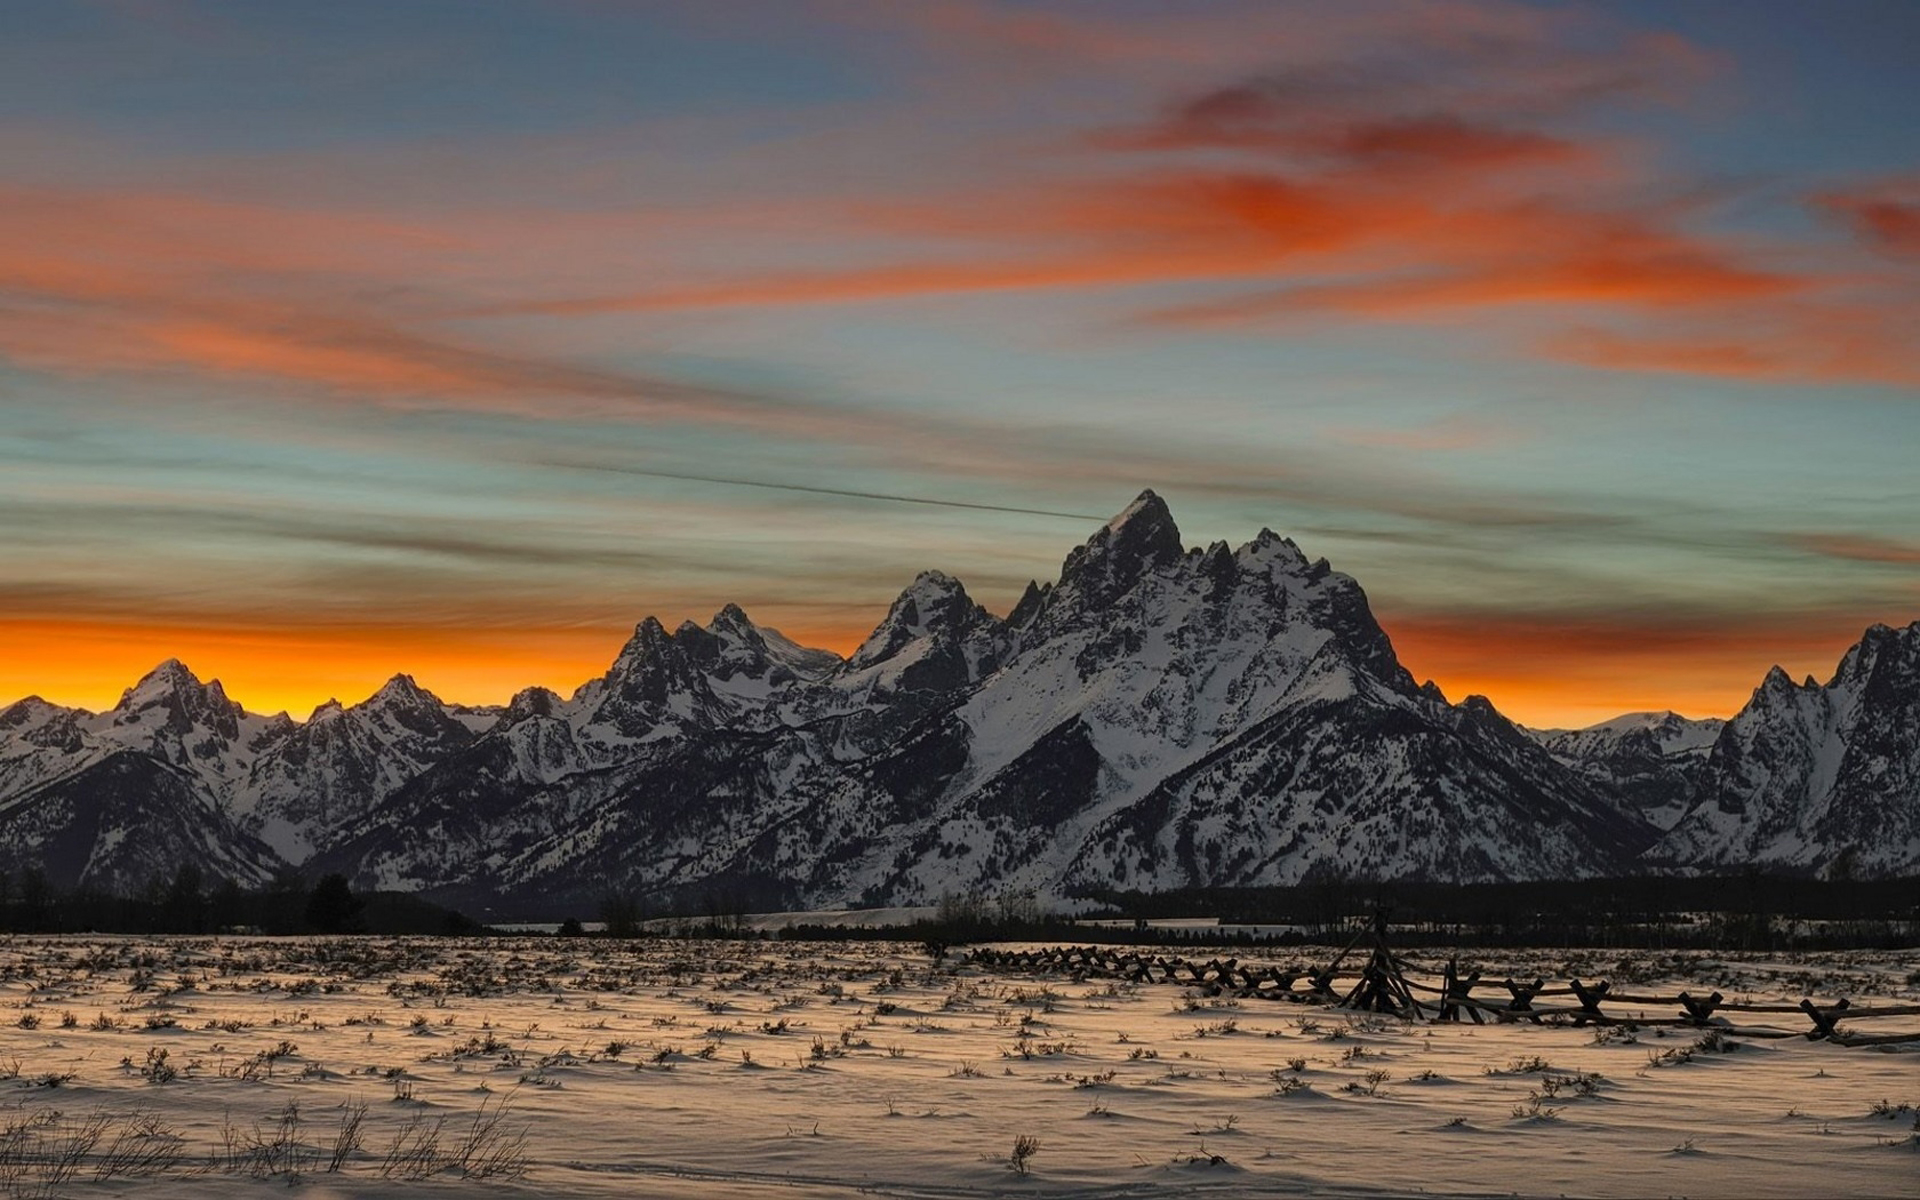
xmin=8 ymin=489 xmax=1915 ymax=907
xmin=119 ymin=657 xmax=208 ymax=705
xmin=1106 ymin=487 xmax=1174 ymax=532
xmin=308 ymin=698 xmax=346 ymax=722
xmin=1758 ymin=663 xmax=1805 ymax=695
xmin=110 ymin=658 xmax=246 ymax=736
xmin=604 ymin=616 xmax=676 ymax=676
xmin=663 ymin=603 xmax=838 ymax=683
xmin=1833 ymin=619 xmax=1920 ymax=683
xmin=697 ymin=602 xmax=771 ymax=654
xmin=1058 ymin=491 xmax=1186 ymax=607
xmin=367 ymin=673 xmax=439 ymax=709
xmin=846 ymin=570 xmax=997 ymax=672
xmin=0 ymin=694 xmax=66 ymax=728
xmin=708 ymin=601 xmax=756 ymax=633
xmin=1007 ymin=580 xmax=1051 ymax=629
xmin=901 ymin=568 xmax=968 ymax=603
xmin=1657 ymin=618 xmax=1920 ymax=876
xmin=1236 ymin=527 xmax=1311 ymax=572
xmin=677 ymin=605 xmax=782 ymax=681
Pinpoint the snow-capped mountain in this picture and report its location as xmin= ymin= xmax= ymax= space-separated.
xmin=0 ymin=663 xmax=493 ymax=889
xmin=0 ymin=749 xmax=285 ymax=895
xmin=3 ymin=492 xmax=1914 ymax=908
xmin=0 ymin=661 xmax=290 ymax=891
xmin=1527 ymin=711 xmax=1725 ymax=830
xmin=1655 ymin=622 xmax=1920 ymax=876
xmin=235 ymin=674 xmax=496 ymax=860
xmin=311 ymin=491 xmax=1654 ymax=910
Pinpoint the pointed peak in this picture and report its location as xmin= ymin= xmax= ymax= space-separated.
xmin=0 ymin=695 xmax=71 ymax=730
xmin=1106 ymin=489 xmax=1176 ymax=536
xmin=1057 ymin=490 xmax=1185 ymax=605
xmin=1239 ymin=527 xmax=1307 ymax=565
xmin=705 ymin=603 xmax=769 ymax=646
xmin=903 ymin=569 xmax=966 ymax=599
xmin=875 ymin=570 xmax=975 ymax=623
xmin=607 ymin=615 xmax=683 ymax=680
xmin=369 ymin=673 xmax=437 ymax=708
xmin=617 ymin=615 xmax=674 ymax=652
xmin=308 ymin=698 xmax=345 ymax=721
xmin=140 ymin=658 xmax=198 ymax=686
xmin=119 ymin=658 xmax=205 ymax=707
xmin=1007 ymin=579 xmax=1051 ymax=629
xmin=1106 ymin=488 xmax=1171 ymax=532
xmin=846 ymin=571 xmax=994 ymax=670
xmin=1200 ymin=538 xmax=1236 ymax=574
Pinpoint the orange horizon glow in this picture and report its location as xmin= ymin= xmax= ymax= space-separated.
xmin=3 ymin=4 xmax=1916 ymax=744
xmin=0 ymin=618 xmax=879 ymax=719
xmin=2 ymin=611 xmax=1887 ymax=732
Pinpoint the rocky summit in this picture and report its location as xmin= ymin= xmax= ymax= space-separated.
xmin=2 ymin=492 xmax=1913 ymax=913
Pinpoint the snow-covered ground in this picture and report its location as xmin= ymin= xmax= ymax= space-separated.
xmin=1 ymin=936 xmax=1915 ymax=1197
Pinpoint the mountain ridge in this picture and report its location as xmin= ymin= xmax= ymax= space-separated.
xmin=2 ymin=491 xmax=1913 ymax=909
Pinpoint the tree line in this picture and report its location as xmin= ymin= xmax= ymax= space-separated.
xmin=0 ymin=865 xmax=482 ymax=936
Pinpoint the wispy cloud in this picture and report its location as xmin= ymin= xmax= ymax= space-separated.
xmin=1817 ymin=176 xmax=1920 ymax=257
xmin=466 ymin=8 xmax=1919 ymax=391
xmin=1789 ymin=532 xmax=1920 ymax=566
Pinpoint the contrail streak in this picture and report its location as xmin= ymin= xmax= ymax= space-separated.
xmin=548 ymin=463 xmax=1107 ymax=522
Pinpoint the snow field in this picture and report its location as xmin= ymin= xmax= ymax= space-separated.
xmin=0 ymin=936 xmax=1915 ymax=1198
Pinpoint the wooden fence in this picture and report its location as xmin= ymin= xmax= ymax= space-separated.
xmin=962 ymin=931 xmax=1920 ymax=1048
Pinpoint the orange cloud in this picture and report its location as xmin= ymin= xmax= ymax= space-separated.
xmin=1817 ymin=177 xmax=1920 ymax=256
xmin=473 ymin=27 xmax=1920 ymax=390
xmin=0 ymin=186 xmax=1003 ymax=447
xmin=1789 ymin=533 xmax=1920 ymax=566
xmin=466 ymin=12 xmax=1920 ymax=395
xmin=1550 ymin=299 xmax=1920 ymax=389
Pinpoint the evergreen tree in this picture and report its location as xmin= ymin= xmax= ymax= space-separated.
xmin=305 ymin=873 xmax=365 ymax=934
xmin=164 ymin=863 xmax=205 ymax=932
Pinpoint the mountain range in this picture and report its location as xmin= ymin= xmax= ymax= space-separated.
xmin=3 ymin=490 xmax=1914 ymax=915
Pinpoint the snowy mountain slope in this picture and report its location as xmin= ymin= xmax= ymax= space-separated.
xmin=0 ymin=696 xmax=97 ymax=800
xmin=0 ymin=751 xmax=283 ymax=892
xmin=1655 ymin=622 xmax=1920 ymax=876
xmin=5 ymin=493 xmax=1914 ymax=906
xmin=1527 ymin=711 xmax=1726 ymax=830
xmin=316 ymin=492 xmax=1659 ymax=910
xmin=234 ymin=674 xmax=491 ymax=859
xmin=1053 ymin=684 xmax=1653 ymax=895
xmin=1534 ymin=711 xmax=1725 ymax=759
xmin=0 ymin=663 xmax=497 ymax=888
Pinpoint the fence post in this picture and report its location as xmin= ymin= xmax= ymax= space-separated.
xmin=1677 ymin=991 xmax=1723 ymax=1026
xmin=1799 ymin=997 xmax=1850 ymax=1040
xmin=1568 ymin=978 xmax=1611 ymax=1024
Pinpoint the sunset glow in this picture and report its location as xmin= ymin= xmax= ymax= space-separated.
xmin=3 ymin=0 xmax=1917 ymax=729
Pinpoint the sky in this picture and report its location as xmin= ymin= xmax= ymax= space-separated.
xmin=2 ymin=0 xmax=1917 ymax=728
